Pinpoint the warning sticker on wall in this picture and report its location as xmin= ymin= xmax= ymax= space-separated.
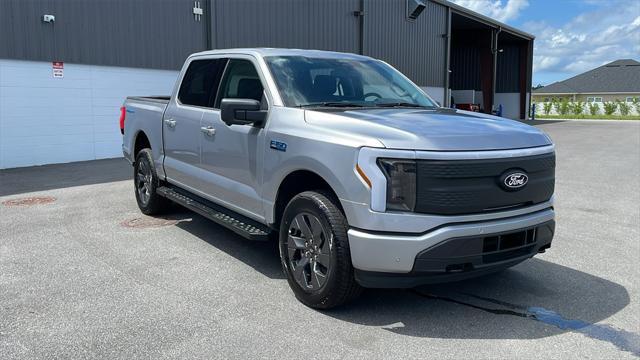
xmin=52 ymin=62 xmax=64 ymax=78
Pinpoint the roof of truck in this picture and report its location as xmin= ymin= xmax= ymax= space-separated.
xmin=189 ymin=48 xmax=371 ymax=60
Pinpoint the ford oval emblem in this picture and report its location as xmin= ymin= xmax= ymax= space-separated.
xmin=501 ymin=171 xmax=528 ymax=190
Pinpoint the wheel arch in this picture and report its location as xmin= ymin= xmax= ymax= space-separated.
xmin=133 ymin=130 xmax=151 ymax=157
xmin=272 ymin=169 xmax=345 ymax=229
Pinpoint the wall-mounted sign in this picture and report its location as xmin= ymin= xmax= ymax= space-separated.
xmin=52 ymin=61 xmax=64 ymax=78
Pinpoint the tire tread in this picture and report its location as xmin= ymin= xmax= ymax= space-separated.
xmin=134 ymin=148 xmax=171 ymax=215
xmin=282 ymin=190 xmax=362 ymax=309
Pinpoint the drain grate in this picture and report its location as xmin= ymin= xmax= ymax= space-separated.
xmin=120 ymin=216 xmax=180 ymax=229
xmin=2 ymin=196 xmax=56 ymax=207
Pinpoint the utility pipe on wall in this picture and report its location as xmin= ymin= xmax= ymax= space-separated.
xmin=491 ymin=26 xmax=502 ymax=112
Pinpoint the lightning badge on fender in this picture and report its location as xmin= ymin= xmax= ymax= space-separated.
xmin=270 ymin=140 xmax=287 ymax=152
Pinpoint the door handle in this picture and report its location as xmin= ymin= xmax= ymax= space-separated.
xmin=201 ymin=126 xmax=216 ymax=136
xmin=164 ymin=119 xmax=177 ymax=128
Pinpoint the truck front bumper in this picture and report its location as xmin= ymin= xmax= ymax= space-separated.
xmin=347 ymin=208 xmax=554 ymax=288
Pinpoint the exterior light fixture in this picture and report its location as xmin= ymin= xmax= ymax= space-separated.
xmin=407 ymin=0 xmax=426 ymax=20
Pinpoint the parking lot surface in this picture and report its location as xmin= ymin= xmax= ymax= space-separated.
xmin=1 ymin=120 xmax=639 ymax=359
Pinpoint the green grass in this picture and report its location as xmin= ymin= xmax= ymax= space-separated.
xmin=535 ymin=114 xmax=640 ymax=120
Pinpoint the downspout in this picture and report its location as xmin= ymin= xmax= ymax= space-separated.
xmin=529 ymin=91 xmax=533 ymax=120
xmin=205 ymin=0 xmax=213 ymax=50
xmin=357 ymin=0 xmax=365 ymax=55
xmin=444 ymin=6 xmax=452 ymax=107
xmin=491 ymin=26 xmax=502 ymax=112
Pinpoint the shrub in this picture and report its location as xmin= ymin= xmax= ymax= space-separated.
xmin=572 ymin=101 xmax=584 ymax=115
xmin=617 ymin=100 xmax=631 ymax=116
xmin=558 ymin=99 xmax=571 ymax=115
xmin=603 ymin=101 xmax=617 ymax=116
xmin=543 ymin=102 xmax=553 ymax=115
xmin=632 ymin=98 xmax=640 ymax=114
xmin=588 ymin=102 xmax=599 ymax=116
xmin=553 ymin=100 xmax=561 ymax=114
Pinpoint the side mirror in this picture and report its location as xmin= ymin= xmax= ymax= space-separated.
xmin=220 ymin=98 xmax=267 ymax=126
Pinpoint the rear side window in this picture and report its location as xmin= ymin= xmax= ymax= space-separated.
xmin=178 ymin=59 xmax=227 ymax=108
xmin=215 ymin=59 xmax=265 ymax=107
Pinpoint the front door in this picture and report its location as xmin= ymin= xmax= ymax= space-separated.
xmin=199 ymin=58 xmax=268 ymax=221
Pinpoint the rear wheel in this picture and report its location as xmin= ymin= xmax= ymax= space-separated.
xmin=279 ymin=191 xmax=362 ymax=309
xmin=134 ymin=148 xmax=170 ymax=215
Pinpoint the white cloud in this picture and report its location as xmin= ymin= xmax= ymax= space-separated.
xmin=450 ymin=0 xmax=529 ymax=23
xmin=525 ymin=10 xmax=640 ymax=82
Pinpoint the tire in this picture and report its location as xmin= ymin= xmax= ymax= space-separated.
xmin=279 ymin=191 xmax=362 ymax=309
xmin=133 ymin=148 xmax=170 ymax=215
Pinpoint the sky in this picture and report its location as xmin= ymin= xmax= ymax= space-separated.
xmin=450 ymin=0 xmax=640 ymax=86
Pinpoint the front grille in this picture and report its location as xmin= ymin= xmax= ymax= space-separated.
xmin=414 ymin=152 xmax=555 ymax=215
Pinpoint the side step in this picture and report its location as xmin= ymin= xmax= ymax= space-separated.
xmin=157 ymin=186 xmax=271 ymax=241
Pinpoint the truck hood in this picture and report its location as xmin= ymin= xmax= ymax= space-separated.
xmin=304 ymin=108 xmax=552 ymax=151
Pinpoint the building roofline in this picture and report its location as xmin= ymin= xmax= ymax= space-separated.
xmin=430 ymin=0 xmax=535 ymax=40
xmin=533 ymin=91 xmax=640 ymax=95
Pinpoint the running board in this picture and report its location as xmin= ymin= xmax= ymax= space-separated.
xmin=157 ymin=186 xmax=271 ymax=241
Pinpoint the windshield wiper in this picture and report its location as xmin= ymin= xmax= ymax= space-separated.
xmin=373 ymin=102 xmax=429 ymax=108
xmin=297 ymin=102 xmax=366 ymax=108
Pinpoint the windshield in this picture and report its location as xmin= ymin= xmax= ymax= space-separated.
xmin=264 ymin=56 xmax=438 ymax=108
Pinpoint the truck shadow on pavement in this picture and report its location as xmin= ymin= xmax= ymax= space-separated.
xmin=174 ymin=211 xmax=285 ymax=280
xmin=174 ymin=211 xmax=635 ymax=350
xmin=328 ymin=261 xmax=638 ymax=354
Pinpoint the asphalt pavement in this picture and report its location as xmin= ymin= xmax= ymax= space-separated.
xmin=1 ymin=120 xmax=639 ymax=359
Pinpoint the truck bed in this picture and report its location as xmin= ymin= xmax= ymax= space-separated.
xmin=121 ymin=96 xmax=170 ymax=167
xmin=126 ymin=96 xmax=170 ymax=104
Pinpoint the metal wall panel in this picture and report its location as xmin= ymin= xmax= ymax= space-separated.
xmin=363 ymin=0 xmax=447 ymax=87
xmin=496 ymin=45 xmax=520 ymax=92
xmin=0 ymin=0 xmax=56 ymax=61
xmin=212 ymin=0 xmax=309 ymax=49
xmin=307 ymin=0 xmax=361 ymax=53
xmin=211 ymin=0 xmax=360 ymax=53
xmin=0 ymin=0 xmax=207 ymax=70
xmin=449 ymin=46 xmax=481 ymax=90
xmin=0 ymin=0 xmax=526 ymax=90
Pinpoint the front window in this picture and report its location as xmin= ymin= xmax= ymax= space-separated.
xmin=215 ymin=59 xmax=265 ymax=107
xmin=264 ymin=56 xmax=437 ymax=108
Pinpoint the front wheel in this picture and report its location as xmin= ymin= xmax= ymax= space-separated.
xmin=279 ymin=191 xmax=362 ymax=309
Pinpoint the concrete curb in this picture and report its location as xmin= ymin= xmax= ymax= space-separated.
xmin=531 ymin=118 xmax=640 ymax=122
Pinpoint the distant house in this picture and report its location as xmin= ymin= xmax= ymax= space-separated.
xmin=532 ymin=59 xmax=640 ymax=104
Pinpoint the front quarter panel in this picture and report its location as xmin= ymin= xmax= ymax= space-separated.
xmin=261 ymin=106 xmax=383 ymax=224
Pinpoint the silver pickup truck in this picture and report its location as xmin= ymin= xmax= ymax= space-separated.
xmin=121 ymin=48 xmax=555 ymax=309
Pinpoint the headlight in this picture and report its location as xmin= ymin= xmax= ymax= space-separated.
xmin=377 ymin=159 xmax=416 ymax=211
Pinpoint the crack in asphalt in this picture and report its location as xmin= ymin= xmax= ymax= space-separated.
xmin=410 ymin=290 xmax=640 ymax=357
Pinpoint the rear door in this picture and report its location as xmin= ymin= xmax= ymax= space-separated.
xmin=163 ymin=58 xmax=227 ymax=190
